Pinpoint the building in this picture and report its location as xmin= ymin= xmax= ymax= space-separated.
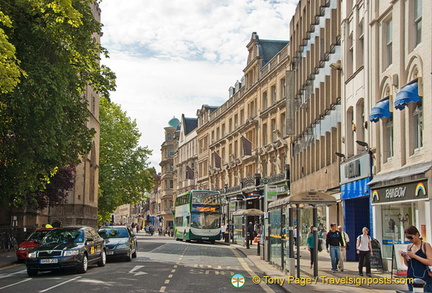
xmin=366 ymin=0 xmax=432 ymax=268
xmin=157 ymin=117 xmax=180 ymax=230
xmin=339 ymin=0 xmax=372 ymax=261
xmin=175 ymin=114 xmax=199 ymax=195
xmin=288 ymin=0 xmax=342 ymax=245
xmin=195 ymin=32 xmax=291 ymax=255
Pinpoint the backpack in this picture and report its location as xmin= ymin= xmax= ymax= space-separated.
xmin=318 ymin=238 xmax=324 ymax=252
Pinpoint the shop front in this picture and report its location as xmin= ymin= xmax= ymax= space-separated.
xmin=339 ymin=152 xmax=373 ymax=261
xmin=369 ymin=162 xmax=432 ymax=270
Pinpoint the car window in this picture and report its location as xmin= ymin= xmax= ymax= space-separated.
xmin=44 ymin=229 xmax=83 ymax=244
xmin=98 ymin=228 xmax=129 ymax=239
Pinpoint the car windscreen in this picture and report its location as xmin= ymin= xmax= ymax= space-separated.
xmin=43 ymin=229 xmax=84 ymax=244
xmin=28 ymin=230 xmax=51 ymax=241
xmin=98 ymin=228 xmax=129 ymax=239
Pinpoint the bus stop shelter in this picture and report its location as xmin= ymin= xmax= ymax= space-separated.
xmin=283 ymin=190 xmax=337 ymax=278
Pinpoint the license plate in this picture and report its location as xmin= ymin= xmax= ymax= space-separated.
xmin=202 ymin=237 xmax=209 ymax=240
xmin=40 ymin=258 xmax=58 ymax=264
xmin=106 ymin=251 xmax=114 ymax=255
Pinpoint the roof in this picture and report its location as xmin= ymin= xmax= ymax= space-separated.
xmin=258 ymin=39 xmax=289 ymax=66
xmin=182 ymin=116 xmax=198 ymax=135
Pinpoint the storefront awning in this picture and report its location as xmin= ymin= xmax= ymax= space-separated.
xmin=394 ymin=80 xmax=421 ymax=110
xmin=368 ymin=161 xmax=432 ymax=186
xmin=369 ymin=97 xmax=392 ymax=123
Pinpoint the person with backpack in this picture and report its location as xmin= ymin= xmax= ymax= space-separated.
xmin=356 ymin=227 xmax=373 ymax=277
xmin=400 ymin=225 xmax=432 ymax=292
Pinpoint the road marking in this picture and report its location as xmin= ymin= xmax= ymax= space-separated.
xmin=0 ymin=278 xmax=31 ymax=291
xmin=129 ymin=265 xmax=147 ymax=276
xmin=231 ymin=248 xmax=274 ymax=293
xmin=0 ymin=269 xmax=26 ymax=279
xmin=171 ymin=269 xmax=176 ymax=273
xmin=159 ymin=286 xmax=166 ymax=292
xmin=168 ymin=274 xmax=173 ymax=278
xmin=164 ymin=280 xmax=170 ymax=284
xmin=39 ymin=276 xmax=81 ymax=292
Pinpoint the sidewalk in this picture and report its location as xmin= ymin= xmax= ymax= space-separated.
xmin=0 ymin=250 xmax=18 ymax=269
xmin=230 ymin=242 xmax=409 ymax=293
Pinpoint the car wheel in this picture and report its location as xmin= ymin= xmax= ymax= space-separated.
xmin=78 ymin=254 xmax=88 ymax=273
xmin=126 ymin=249 xmax=132 ymax=262
xmin=27 ymin=269 xmax=38 ymax=277
xmin=97 ymin=249 xmax=106 ymax=267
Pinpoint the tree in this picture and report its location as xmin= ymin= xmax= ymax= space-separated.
xmin=98 ymin=97 xmax=154 ymax=222
xmin=0 ymin=0 xmax=116 ymax=208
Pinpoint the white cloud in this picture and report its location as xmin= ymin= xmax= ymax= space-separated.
xmin=100 ymin=0 xmax=299 ymax=171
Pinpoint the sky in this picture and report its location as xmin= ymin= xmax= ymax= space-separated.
xmin=99 ymin=0 xmax=299 ymax=171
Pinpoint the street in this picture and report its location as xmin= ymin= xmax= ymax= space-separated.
xmin=0 ymin=234 xmax=285 ymax=293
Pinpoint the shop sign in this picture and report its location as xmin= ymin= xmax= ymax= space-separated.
xmin=340 ymin=153 xmax=371 ymax=184
xmin=266 ymin=185 xmax=278 ymax=202
xmin=246 ymin=191 xmax=262 ymax=198
xmin=371 ymin=181 xmax=427 ymax=203
xmin=229 ymin=195 xmax=244 ymax=202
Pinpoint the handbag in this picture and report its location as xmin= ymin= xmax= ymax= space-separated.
xmin=253 ymin=236 xmax=258 ymax=243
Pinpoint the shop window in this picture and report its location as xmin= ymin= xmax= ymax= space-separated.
xmin=381 ymin=205 xmax=414 ymax=259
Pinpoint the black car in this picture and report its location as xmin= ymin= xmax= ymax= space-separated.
xmin=98 ymin=226 xmax=137 ymax=261
xmin=26 ymin=226 xmax=106 ymax=276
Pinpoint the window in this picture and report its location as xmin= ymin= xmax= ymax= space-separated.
xmin=263 ymin=123 xmax=268 ymax=145
xmin=271 ymin=85 xmax=277 ymax=103
xmin=385 ymin=18 xmax=393 ymax=68
xmin=166 ymin=133 xmax=172 ymax=141
xmin=410 ymin=101 xmax=423 ymax=152
xmin=357 ymin=18 xmax=364 ymax=68
xmin=414 ymin=0 xmax=422 ymax=47
xmin=271 ymin=119 xmax=277 ymax=141
xmin=383 ymin=116 xmax=394 ymax=161
xmin=280 ymin=113 xmax=286 ymax=137
xmin=347 ymin=29 xmax=354 ymax=75
xmin=263 ymin=92 xmax=268 ymax=109
xmin=281 ymin=78 xmax=286 ymax=98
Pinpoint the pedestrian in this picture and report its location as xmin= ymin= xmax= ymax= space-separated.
xmin=306 ymin=226 xmax=316 ymax=269
xmin=247 ymin=222 xmax=254 ymax=245
xmin=338 ymin=225 xmax=350 ymax=272
xmin=400 ymin=225 xmax=432 ymax=292
xmin=293 ymin=225 xmax=298 ymax=246
xmin=326 ymin=223 xmax=344 ymax=273
xmin=221 ymin=223 xmax=226 ymax=240
xmin=356 ymin=227 xmax=373 ymax=277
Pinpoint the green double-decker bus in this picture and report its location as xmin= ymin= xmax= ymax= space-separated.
xmin=174 ymin=190 xmax=221 ymax=243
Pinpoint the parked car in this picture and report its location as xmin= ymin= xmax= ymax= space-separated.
xmin=26 ymin=226 xmax=106 ymax=276
xmin=98 ymin=226 xmax=137 ymax=261
xmin=16 ymin=228 xmax=55 ymax=261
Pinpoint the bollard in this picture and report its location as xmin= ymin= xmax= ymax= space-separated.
xmin=246 ymin=232 xmax=250 ymax=249
xmin=257 ymin=240 xmax=260 ymax=256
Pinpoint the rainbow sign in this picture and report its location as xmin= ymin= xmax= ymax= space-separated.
xmin=415 ymin=182 xmax=427 ymax=197
xmin=372 ymin=190 xmax=380 ymax=201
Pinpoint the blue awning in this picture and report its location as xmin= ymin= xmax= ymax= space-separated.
xmin=369 ymin=97 xmax=391 ymax=123
xmin=394 ymin=80 xmax=421 ymax=110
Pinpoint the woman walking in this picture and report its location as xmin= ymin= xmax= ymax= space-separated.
xmin=400 ymin=225 xmax=432 ymax=292
xmin=356 ymin=227 xmax=373 ymax=277
xmin=306 ymin=226 xmax=316 ymax=269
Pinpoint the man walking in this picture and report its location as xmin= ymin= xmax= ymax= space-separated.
xmin=338 ymin=225 xmax=350 ymax=271
xmin=326 ymin=223 xmax=344 ymax=273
